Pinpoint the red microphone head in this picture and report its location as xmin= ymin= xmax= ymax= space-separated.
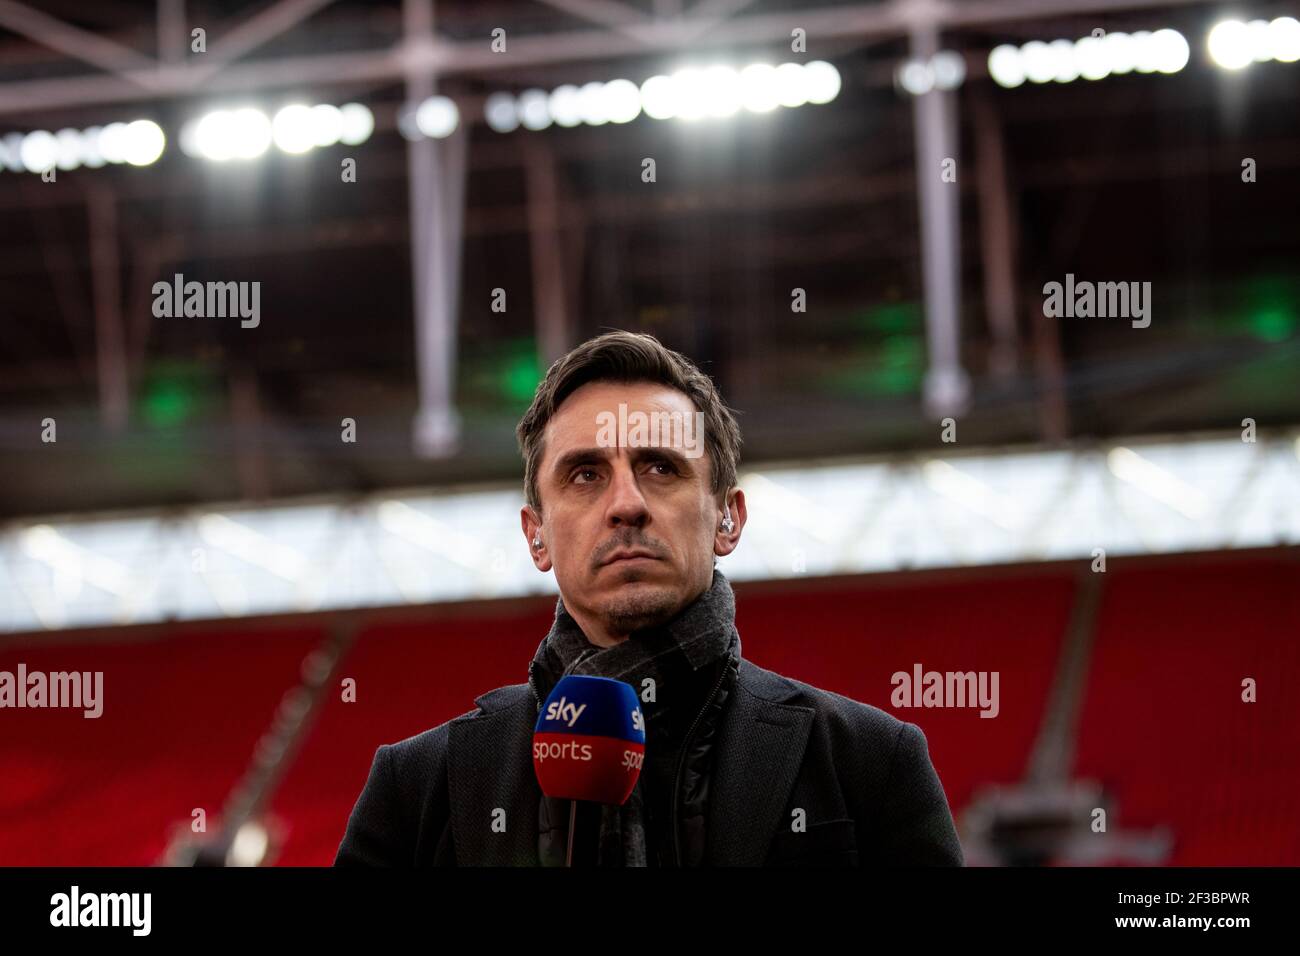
xmin=533 ymin=675 xmax=646 ymax=805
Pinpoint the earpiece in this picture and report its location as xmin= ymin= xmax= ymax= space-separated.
xmin=720 ymin=504 xmax=734 ymax=534
xmin=532 ymin=535 xmax=542 ymax=550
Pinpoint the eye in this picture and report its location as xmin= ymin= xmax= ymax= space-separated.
xmin=571 ymin=466 xmax=601 ymax=484
xmin=647 ymin=458 xmax=678 ymax=476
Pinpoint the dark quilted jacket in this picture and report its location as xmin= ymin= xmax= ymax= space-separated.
xmin=335 ymin=653 xmax=964 ymax=867
xmin=532 ymin=647 xmax=738 ymax=866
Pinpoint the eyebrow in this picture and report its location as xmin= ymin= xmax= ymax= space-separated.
xmin=549 ymin=445 xmax=693 ymax=479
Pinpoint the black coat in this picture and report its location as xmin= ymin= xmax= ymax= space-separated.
xmin=333 ymin=656 xmax=965 ymax=866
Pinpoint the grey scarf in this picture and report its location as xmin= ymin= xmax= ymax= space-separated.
xmin=530 ymin=569 xmax=741 ymax=866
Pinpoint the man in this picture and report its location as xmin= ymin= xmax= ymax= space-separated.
xmin=335 ymin=331 xmax=963 ymax=866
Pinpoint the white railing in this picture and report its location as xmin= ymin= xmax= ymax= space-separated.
xmin=3 ymin=430 xmax=1298 ymax=633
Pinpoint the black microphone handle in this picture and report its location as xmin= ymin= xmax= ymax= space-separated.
xmin=564 ymin=799 xmax=603 ymax=866
xmin=566 ymin=800 xmax=577 ymax=867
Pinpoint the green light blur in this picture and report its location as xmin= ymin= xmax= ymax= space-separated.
xmin=1242 ymin=276 xmax=1298 ymax=342
xmin=501 ymin=346 xmax=543 ymax=403
xmin=821 ymin=301 xmax=924 ymax=396
xmin=141 ymin=379 xmax=195 ymax=427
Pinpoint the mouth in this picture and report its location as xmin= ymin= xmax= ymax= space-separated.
xmin=601 ymin=549 xmax=659 ymax=567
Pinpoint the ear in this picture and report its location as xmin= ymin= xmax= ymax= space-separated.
xmin=521 ymin=505 xmax=552 ymax=572
xmin=713 ymin=488 xmax=746 ymax=558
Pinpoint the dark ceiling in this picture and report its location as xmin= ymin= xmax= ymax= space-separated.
xmin=1 ymin=0 xmax=1297 ymax=518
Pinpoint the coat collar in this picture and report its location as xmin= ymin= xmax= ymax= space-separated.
xmin=446 ymin=658 xmax=814 ymax=866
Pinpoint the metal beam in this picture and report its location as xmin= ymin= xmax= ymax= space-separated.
xmin=675 ymin=0 xmax=760 ymax=42
xmin=85 ymin=184 xmax=129 ymax=432
xmin=910 ymin=14 xmax=970 ymax=419
xmin=157 ymin=0 xmax=187 ymax=66
xmin=406 ymin=0 xmax=464 ymax=459
xmin=971 ymin=87 xmax=1019 ymax=381
xmin=184 ymin=0 xmax=343 ymax=84
xmin=534 ymin=0 xmax=650 ymax=32
xmin=524 ymin=137 xmax=572 ymax=365
xmin=0 ymin=0 xmax=1224 ymax=116
xmin=0 ymin=0 xmax=156 ymax=84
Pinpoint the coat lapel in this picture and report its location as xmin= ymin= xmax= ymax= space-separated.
xmin=705 ymin=660 xmax=815 ymax=866
xmin=447 ymin=685 xmax=541 ymax=866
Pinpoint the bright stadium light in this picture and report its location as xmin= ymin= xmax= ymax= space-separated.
xmin=197 ymin=110 xmax=235 ymax=160
xmin=1271 ymin=17 xmax=1300 ymax=62
xmin=97 ymin=122 xmax=129 ymax=164
xmin=600 ymin=78 xmax=642 ymax=123
xmin=929 ymin=53 xmax=965 ymax=91
xmin=740 ymin=63 xmax=781 ymax=112
xmin=1209 ymin=17 xmax=1300 ymax=68
xmin=1021 ymin=41 xmax=1056 ymax=83
xmin=310 ymin=104 xmax=344 ymax=147
xmin=988 ymin=44 xmax=1026 ymax=88
xmin=499 ymin=60 xmax=839 ymax=131
xmin=79 ymin=126 xmax=106 ymax=167
xmin=179 ymin=117 xmax=200 ymax=156
xmin=230 ymin=108 xmax=272 ymax=159
xmin=192 ymin=110 xmax=237 ymax=160
xmin=1208 ymin=20 xmax=1255 ymax=69
xmin=992 ymin=29 xmax=1189 ymax=88
xmin=671 ymin=68 xmax=709 ymax=119
xmin=897 ymin=59 xmax=934 ymax=95
xmin=898 ymin=52 xmax=962 ymax=95
xmin=484 ymin=91 xmax=519 ymax=132
xmin=775 ymin=62 xmax=808 ymax=107
xmin=577 ymin=81 xmax=610 ymax=125
xmin=1131 ymin=30 xmax=1157 ymax=73
xmin=414 ymin=95 xmax=458 ymax=138
xmin=518 ymin=88 xmax=553 ymax=130
xmin=1151 ymin=29 xmax=1191 ymax=73
xmin=548 ymin=84 xmax=583 ymax=127
xmin=338 ymin=103 xmax=374 ymax=145
xmin=1103 ymin=31 xmax=1138 ymax=75
xmin=1049 ymin=39 xmax=1080 ymax=82
xmin=639 ymin=75 xmax=677 ymax=119
xmin=272 ymin=104 xmax=317 ymax=153
xmin=187 ymin=108 xmax=271 ymax=161
xmin=4 ymin=117 xmax=165 ymax=174
xmin=804 ymin=60 xmax=843 ymax=102
xmin=55 ymin=128 xmax=82 ymax=170
xmin=1248 ymin=19 xmax=1273 ymax=61
xmin=1074 ymin=35 xmax=1109 ymax=80
xmin=19 ymin=130 xmax=58 ymax=172
xmin=121 ymin=120 xmax=165 ymax=166
xmin=699 ymin=65 xmax=742 ymax=118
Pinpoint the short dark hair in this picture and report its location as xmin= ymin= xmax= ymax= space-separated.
xmin=516 ymin=331 xmax=742 ymax=512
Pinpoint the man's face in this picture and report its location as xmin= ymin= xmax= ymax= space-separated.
xmin=521 ymin=380 xmax=743 ymax=645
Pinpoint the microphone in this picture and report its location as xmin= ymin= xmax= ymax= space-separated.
xmin=533 ymin=675 xmax=645 ymax=865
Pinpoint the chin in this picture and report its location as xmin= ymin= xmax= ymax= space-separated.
xmin=599 ymin=578 xmax=682 ymax=634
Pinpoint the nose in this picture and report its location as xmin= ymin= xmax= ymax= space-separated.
xmin=604 ymin=458 xmax=649 ymax=530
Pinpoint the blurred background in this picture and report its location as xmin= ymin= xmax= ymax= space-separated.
xmin=0 ymin=0 xmax=1297 ymax=866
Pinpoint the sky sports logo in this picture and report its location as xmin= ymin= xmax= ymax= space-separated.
xmin=531 ymin=739 xmax=643 ymax=771
xmin=533 ymin=739 xmax=594 ymax=762
xmin=543 ymin=696 xmax=588 ymax=728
